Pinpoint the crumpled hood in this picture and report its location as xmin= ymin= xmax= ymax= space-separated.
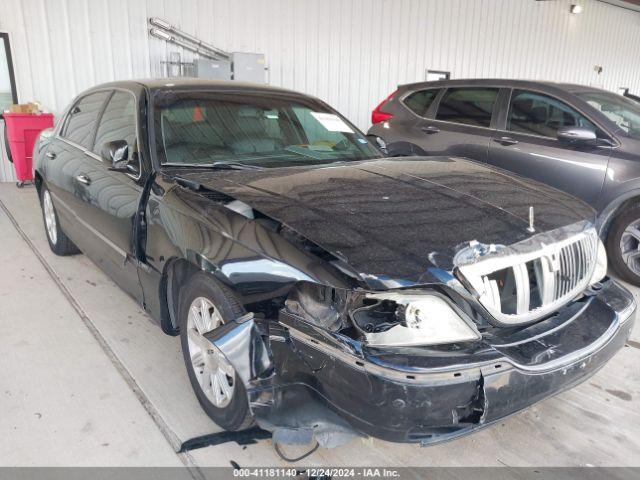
xmin=175 ymin=157 xmax=595 ymax=285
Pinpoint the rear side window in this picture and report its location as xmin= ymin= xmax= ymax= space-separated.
xmin=436 ymin=88 xmax=498 ymax=127
xmin=93 ymin=91 xmax=137 ymax=156
xmin=508 ymin=90 xmax=599 ymax=138
xmin=61 ymin=91 xmax=110 ymax=148
xmin=402 ymin=89 xmax=440 ymax=117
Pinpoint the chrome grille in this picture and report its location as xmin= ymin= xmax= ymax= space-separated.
xmin=554 ymin=237 xmax=593 ymax=299
xmin=457 ymin=228 xmax=598 ymax=325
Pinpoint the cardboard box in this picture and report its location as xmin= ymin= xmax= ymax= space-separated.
xmin=8 ymin=102 xmax=40 ymax=114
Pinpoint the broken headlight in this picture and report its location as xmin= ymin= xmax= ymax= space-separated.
xmin=352 ymin=292 xmax=481 ymax=347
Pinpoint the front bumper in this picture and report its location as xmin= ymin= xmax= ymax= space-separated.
xmin=275 ymin=279 xmax=635 ymax=444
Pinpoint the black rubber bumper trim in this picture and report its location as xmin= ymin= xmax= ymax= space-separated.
xmin=179 ymin=427 xmax=271 ymax=453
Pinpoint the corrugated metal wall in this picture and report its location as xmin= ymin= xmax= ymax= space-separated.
xmin=2 ymin=0 xmax=640 ymax=181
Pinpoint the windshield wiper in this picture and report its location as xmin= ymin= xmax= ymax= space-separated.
xmin=210 ymin=162 xmax=264 ymax=170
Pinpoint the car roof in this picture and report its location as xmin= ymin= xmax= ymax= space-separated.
xmin=398 ymin=78 xmax=609 ymax=96
xmin=83 ymin=77 xmax=305 ymax=97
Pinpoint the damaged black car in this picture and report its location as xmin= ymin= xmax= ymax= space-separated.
xmin=35 ymin=79 xmax=636 ymax=447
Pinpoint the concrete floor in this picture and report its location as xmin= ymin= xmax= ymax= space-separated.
xmin=0 ymin=183 xmax=639 ymax=469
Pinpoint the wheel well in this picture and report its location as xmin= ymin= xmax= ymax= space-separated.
xmin=160 ymin=256 xmax=289 ymax=334
xmin=601 ymin=196 xmax=640 ymax=240
xmin=160 ymin=258 xmax=200 ymax=336
xmin=34 ymin=171 xmax=43 ymax=199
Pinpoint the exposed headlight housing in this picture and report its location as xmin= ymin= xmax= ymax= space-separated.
xmin=589 ymin=238 xmax=608 ymax=285
xmin=352 ymin=293 xmax=481 ymax=347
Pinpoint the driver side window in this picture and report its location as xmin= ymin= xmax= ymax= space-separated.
xmin=93 ymin=90 xmax=138 ymax=164
xmin=507 ymin=90 xmax=599 ymax=138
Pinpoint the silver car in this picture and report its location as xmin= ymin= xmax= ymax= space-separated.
xmin=368 ymin=79 xmax=640 ymax=286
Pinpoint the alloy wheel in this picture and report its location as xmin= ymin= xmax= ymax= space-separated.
xmin=43 ymin=190 xmax=57 ymax=245
xmin=186 ymin=296 xmax=235 ymax=408
xmin=620 ymin=219 xmax=640 ymax=277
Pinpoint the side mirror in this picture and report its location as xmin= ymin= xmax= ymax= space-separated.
xmin=102 ymin=140 xmax=128 ymax=167
xmin=557 ymin=126 xmax=597 ymax=144
xmin=102 ymin=140 xmax=138 ymax=175
xmin=385 ymin=141 xmax=428 ymax=157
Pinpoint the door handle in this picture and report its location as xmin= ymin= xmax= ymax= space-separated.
xmin=75 ymin=174 xmax=91 ymax=185
xmin=45 ymin=151 xmax=56 ymax=159
xmin=421 ymin=125 xmax=440 ymax=134
xmin=493 ymin=136 xmax=519 ymax=146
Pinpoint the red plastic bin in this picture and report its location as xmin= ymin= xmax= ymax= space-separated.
xmin=3 ymin=112 xmax=54 ymax=185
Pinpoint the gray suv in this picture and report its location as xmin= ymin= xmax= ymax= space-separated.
xmin=368 ymin=79 xmax=640 ymax=286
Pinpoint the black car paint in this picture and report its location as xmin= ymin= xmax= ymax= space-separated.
xmin=35 ymin=79 xmax=635 ymax=445
xmin=171 ymin=157 xmax=594 ymax=283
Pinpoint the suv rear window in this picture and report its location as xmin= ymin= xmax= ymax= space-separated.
xmin=402 ymin=89 xmax=440 ymax=117
xmin=436 ymin=88 xmax=498 ymax=127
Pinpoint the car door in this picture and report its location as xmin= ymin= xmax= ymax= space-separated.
xmin=488 ymin=89 xmax=612 ymax=206
xmin=43 ymin=91 xmax=111 ymax=246
xmin=411 ymin=86 xmax=500 ymax=163
xmin=74 ymin=89 xmax=144 ymax=301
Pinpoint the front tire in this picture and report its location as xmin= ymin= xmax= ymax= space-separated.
xmin=607 ymin=205 xmax=640 ymax=286
xmin=178 ymin=272 xmax=253 ymax=431
xmin=40 ymin=185 xmax=79 ymax=256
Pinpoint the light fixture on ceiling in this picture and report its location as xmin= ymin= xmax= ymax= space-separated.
xmin=570 ymin=4 xmax=584 ymax=14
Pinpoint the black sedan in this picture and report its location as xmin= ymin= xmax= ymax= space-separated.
xmin=34 ymin=79 xmax=635 ymax=447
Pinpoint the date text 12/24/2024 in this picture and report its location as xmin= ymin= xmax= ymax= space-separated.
xmin=233 ymin=468 xmax=400 ymax=478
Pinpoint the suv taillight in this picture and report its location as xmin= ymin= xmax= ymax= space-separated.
xmin=371 ymin=90 xmax=398 ymax=125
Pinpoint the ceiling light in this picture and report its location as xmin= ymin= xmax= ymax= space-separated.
xmin=570 ymin=4 xmax=583 ymax=14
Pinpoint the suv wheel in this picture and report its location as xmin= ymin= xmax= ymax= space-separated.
xmin=607 ymin=206 xmax=640 ymax=286
xmin=178 ymin=272 xmax=253 ymax=431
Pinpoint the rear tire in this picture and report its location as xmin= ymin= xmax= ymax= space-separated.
xmin=178 ymin=272 xmax=253 ymax=431
xmin=40 ymin=184 xmax=80 ymax=256
xmin=607 ymin=205 xmax=640 ymax=286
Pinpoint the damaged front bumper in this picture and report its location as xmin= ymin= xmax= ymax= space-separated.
xmin=209 ymin=279 xmax=635 ymax=446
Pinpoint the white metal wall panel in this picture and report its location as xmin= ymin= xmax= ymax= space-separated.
xmin=1 ymin=0 xmax=640 ymax=181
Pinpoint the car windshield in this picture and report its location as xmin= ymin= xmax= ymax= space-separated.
xmin=577 ymin=91 xmax=640 ymax=140
xmin=153 ymin=91 xmax=381 ymax=168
